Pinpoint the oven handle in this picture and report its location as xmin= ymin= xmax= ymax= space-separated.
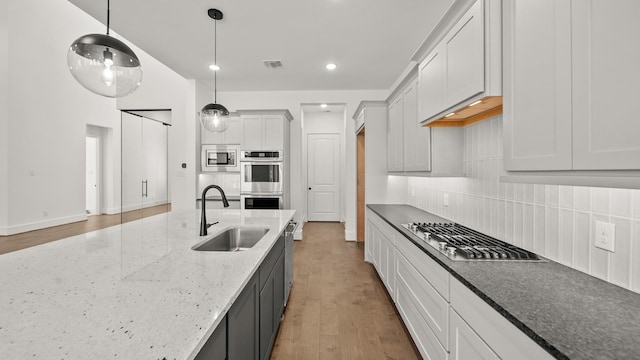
xmin=241 ymin=193 xmax=284 ymax=197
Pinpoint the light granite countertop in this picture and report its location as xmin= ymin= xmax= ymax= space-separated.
xmin=0 ymin=209 xmax=295 ymax=360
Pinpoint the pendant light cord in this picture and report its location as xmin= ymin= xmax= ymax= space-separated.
xmin=106 ymin=0 xmax=110 ymax=35
xmin=214 ymin=17 xmax=217 ymax=103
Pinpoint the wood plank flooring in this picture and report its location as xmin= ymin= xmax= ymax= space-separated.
xmin=271 ymin=222 xmax=420 ymax=360
xmin=0 ymin=204 xmax=171 ymax=255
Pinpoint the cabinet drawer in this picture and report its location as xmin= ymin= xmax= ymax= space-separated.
xmin=449 ymin=309 xmax=498 ymax=360
xmin=396 ymin=251 xmax=449 ymax=349
xmin=395 ymin=235 xmax=449 ymax=300
xmin=260 ymin=233 xmax=284 ymax=291
xmin=368 ymin=211 xmax=396 ymax=245
xmin=396 ymin=280 xmax=448 ymax=360
xmin=450 ymin=277 xmax=554 ymax=360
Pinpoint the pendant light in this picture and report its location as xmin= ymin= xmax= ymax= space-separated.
xmin=200 ymin=8 xmax=230 ymax=133
xmin=67 ymin=0 xmax=142 ymax=98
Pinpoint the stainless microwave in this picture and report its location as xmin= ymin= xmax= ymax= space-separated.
xmin=201 ymin=145 xmax=239 ymax=172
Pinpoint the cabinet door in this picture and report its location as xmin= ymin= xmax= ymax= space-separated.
xmin=450 ymin=310 xmax=499 ymax=360
xmin=228 ymin=272 xmax=259 ymax=360
xmin=418 ymin=45 xmax=444 ymax=122
xmin=242 ymin=115 xmax=263 ymax=150
xmin=571 ymin=0 xmax=640 ymax=170
xmin=194 ymin=317 xmax=227 ymax=360
xmin=403 ymin=80 xmax=431 ymax=171
xmin=274 ymin=251 xmax=285 ymax=322
xmin=203 ymin=115 xmax=242 ymax=145
xmin=259 ymin=273 xmax=275 ymax=360
xmin=224 ymin=116 xmax=242 ymax=144
xmin=443 ymin=0 xmax=485 ymax=108
xmin=263 ymin=115 xmax=284 ymax=150
xmin=396 ymin=251 xmax=449 ymax=349
xmin=503 ymin=0 xmax=573 ymax=171
xmin=396 ymin=280 xmax=448 ymax=360
xmin=387 ymin=95 xmax=404 ymax=172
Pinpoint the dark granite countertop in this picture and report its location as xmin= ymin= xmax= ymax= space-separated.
xmin=368 ymin=204 xmax=640 ymax=360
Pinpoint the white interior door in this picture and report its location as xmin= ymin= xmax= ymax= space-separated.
xmin=85 ymin=136 xmax=98 ymax=215
xmin=307 ymin=134 xmax=340 ymax=221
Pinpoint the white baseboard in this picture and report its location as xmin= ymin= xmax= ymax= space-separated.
xmin=344 ymin=230 xmax=356 ymax=242
xmin=1 ymin=213 xmax=88 ymax=236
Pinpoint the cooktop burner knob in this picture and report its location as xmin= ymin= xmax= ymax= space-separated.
xmin=423 ymin=233 xmax=431 ymax=240
xmin=447 ymin=246 xmax=457 ymax=257
xmin=409 ymin=223 xmax=418 ymax=232
xmin=438 ymin=241 xmax=447 ymax=250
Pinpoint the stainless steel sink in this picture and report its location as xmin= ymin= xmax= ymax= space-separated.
xmin=192 ymin=226 xmax=270 ymax=252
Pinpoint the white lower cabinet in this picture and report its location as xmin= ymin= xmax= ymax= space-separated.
xmin=365 ymin=209 xmax=555 ymax=360
xmin=396 ymin=251 xmax=449 ymax=349
xmin=367 ymin=211 xmax=396 ymax=299
xmin=449 ymin=309 xmax=498 ymax=360
xmin=396 ymin=282 xmax=448 ymax=360
xmin=450 ymin=277 xmax=554 ymax=360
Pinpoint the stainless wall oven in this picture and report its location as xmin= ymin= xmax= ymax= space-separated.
xmin=240 ymin=150 xmax=283 ymax=194
xmin=241 ymin=195 xmax=283 ymax=210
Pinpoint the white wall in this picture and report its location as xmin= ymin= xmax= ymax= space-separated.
xmin=303 ymin=110 xmax=346 ymax=224
xmin=407 ymin=115 xmax=640 ymax=294
xmin=3 ymin=0 xmax=120 ymax=235
xmin=0 ymin=0 xmax=196 ymax=235
xmin=217 ymin=89 xmax=387 ymax=240
xmin=0 ymin=0 xmax=8 ymax=232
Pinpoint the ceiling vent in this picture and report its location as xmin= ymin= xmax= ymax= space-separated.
xmin=263 ymin=60 xmax=283 ymax=69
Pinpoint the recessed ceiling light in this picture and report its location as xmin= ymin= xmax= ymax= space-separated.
xmin=209 ymin=64 xmax=220 ymax=71
xmin=444 ymin=112 xmax=456 ymax=118
xmin=325 ymin=63 xmax=337 ymax=70
xmin=321 ymin=104 xmax=328 ymax=108
xmin=469 ymin=100 xmax=482 ymax=107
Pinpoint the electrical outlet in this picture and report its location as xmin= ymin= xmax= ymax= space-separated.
xmin=443 ymin=193 xmax=449 ymax=207
xmin=594 ymin=220 xmax=615 ymax=252
xmin=43 ymin=211 xmax=48 ymax=217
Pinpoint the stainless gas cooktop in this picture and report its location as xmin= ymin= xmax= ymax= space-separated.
xmin=402 ymin=222 xmax=543 ymax=262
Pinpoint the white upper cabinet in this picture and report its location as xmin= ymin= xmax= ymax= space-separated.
xmin=443 ymin=0 xmax=485 ymax=109
xmin=402 ymin=81 xmax=431 ymax=172
xmin=387 ymin=75 xmax=435 ymax=174
xmin=416 ymin=0 xmax=502 ymax=126
xmin=571 ymin=0 xmax=640 ymax=170
xmin=418 ymin=45 xmax=444 ymax=121
xmin=503 ymin=0 xmax=573 ymax=171
xmin=201 ymin=115 xmax=242 ymax=145
xmin=387 ymin=95 xmax=404 ymax=172
xmin=504 ymin=0 xmax=640 ymax=172
xmin=239 ymin=110 xmax=291 ymax=150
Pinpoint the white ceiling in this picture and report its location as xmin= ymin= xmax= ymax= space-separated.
xmin=67 ymin=0 xmax=454 ymax=92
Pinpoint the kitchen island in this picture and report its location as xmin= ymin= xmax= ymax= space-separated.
xmin=0 ymin=209 xmax=295 ymax=359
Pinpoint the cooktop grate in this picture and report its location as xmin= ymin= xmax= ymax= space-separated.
xmin=403 ymin=222 xmax=543 ymax=261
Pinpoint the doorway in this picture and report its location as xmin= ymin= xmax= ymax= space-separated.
xmin=85 ymin=135 xmax=99 ymax=215
xmin=307 ymin=133 xmax=341 ymax=221
xmin=302 ymin=104 xmax=346 ymax=224
xmin=356 ymin=128 xmax=365 ymax=242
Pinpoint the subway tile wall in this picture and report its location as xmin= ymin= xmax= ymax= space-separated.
xmin=406 ymin=115 xmax=640 ymax=294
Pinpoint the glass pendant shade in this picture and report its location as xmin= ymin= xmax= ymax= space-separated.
xmin=67 ymin=34 xmax=142 ymax=98
xmin=200 ymin=103 xmax=230 ymax=133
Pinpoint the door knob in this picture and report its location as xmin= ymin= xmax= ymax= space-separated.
xmin=308 ymin=187 xmax=312 ymax=190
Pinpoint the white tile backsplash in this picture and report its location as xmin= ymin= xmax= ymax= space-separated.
xmin=406 ymin=115 xmax=640 ymax=294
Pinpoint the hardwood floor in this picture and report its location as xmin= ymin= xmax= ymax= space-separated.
xmin=271 ymin=222 xmax=420 ymax=360
xmin=0 ymin=204 xmax=171 ymax=255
